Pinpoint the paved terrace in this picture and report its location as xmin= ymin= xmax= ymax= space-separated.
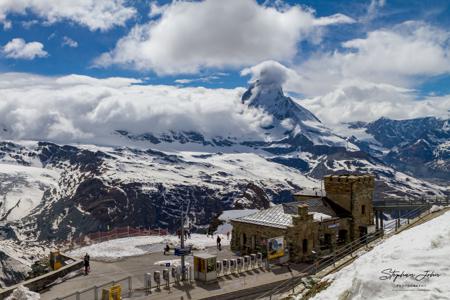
xmin=40 ymin=246 xmax=311 ymax=300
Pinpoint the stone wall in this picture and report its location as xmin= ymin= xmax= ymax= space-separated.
xmin=230 ymin=174 xmax=376 ymax=263
xmin=284 ymin=205 xmax=314 ymax=261
xmin=324 ymin=174 xmax=375 ymax=238
xmin=0 ymin=254 xmax=83 ymax=300
xmin=230 ymin=205 xmax=354 ymax=263
xmin=230 ymin=221 xmax=286 ymax=256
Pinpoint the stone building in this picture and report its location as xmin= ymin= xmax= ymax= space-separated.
xmin=230 ymin=174 xmax=375 ymax=262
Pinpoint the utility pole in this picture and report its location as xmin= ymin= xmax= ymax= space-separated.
xmin=180 ymin=210 xmax=186 ymax=281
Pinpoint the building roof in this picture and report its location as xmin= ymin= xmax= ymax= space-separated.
xmin=232 ymin=197 xmax=350 ymax=229
xmin=232 ymin=205 xmax=293 ymax=229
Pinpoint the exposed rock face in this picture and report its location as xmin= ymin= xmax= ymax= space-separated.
xmin=0 ymin=250 xmax=30 ymax=288
xmin=0 ymin=141 xmax=315 ymax=242
xmin=348 ymin=117 xmax=450 ymax=184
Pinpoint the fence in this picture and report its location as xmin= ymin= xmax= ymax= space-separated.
xmin=374 ymin=197 xmax=450 ymax=207
xmin=257 ymin=204 xmax=435 ymax=300
xmin=54 ymin=276 xmax=132 ymax=300
xmin=65 ymin=226 xmax=169 ymax=250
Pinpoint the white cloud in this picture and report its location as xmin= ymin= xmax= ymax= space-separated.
xmin=241 ymin=60 xmax=303 ymax=90
xmin=300 ymin=79 xmax=450 ymax=126
xmin=174 ymin=73 xmax=228 ymax=85
xmin=2 ymin=38 xmax=48 ymax=60
xmin=62 ymin=36 xmax=78 ymax=48
xmin=362 ymin=0 xmax=386 ymax=22
xmin=21 ymin=19 xmax=39 ymax=29
xmin=0 ymin=73 xmax=271 ymax=144
xmin=296 ymin=22 xmax=450 ymax=96
xmin=149 ymin=1 xmax=168 ymax=17
xmin=95 ymin=0 xmax=354 ymax=75
xmin=0 ymin=0 xmax=136 ymax=31
xmin=313 ymin=13 xmax=355 ymax=26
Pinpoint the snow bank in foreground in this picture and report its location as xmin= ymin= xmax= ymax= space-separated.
xmin=6 ymin=286 xmax=40 ymax=300
xmin=310 ymin=210 xmax=450 ymax=300
xmin=67 ymin=234 xmax=229 ymax=261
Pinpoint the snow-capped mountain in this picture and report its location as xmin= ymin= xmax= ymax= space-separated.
xmin=0 ymin=79 xmax=448 ymax=287
xmin=347 ymin=117 xmax=450 ymax=184
xmin=1 ymin=81 xmax=446 ymax=236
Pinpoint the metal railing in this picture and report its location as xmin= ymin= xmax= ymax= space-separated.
xmin=55 ymin=276 xmax=132 ymax=300
xmin=257 ymin=204 xmax=434 ymax=300
xmin=64 ymin=227 xmax=169 ymax=250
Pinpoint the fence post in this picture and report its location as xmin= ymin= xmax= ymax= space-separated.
xmin=76 ymin=292 xmax=80 ymax=300
xmin=94 ymin=286 xmax=99 ymax=300
xmin=128 ymin=276 xmax=132 ymax=297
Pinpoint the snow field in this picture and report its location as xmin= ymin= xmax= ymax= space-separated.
xmin=309 ymin=210 xmax=450 ymax=300
xmin=67 ymin=233 xmax=229 ymax=261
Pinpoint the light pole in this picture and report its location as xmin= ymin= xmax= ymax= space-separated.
xmin=179 ymin=198 xmax=192 ymax=281
xmin=180 ymin=210 xmax=186 ymax=281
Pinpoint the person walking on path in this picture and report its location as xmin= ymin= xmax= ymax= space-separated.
xmin=84 ymin=253 xmax=90 ymax=275
xmin=226 ymin=232 xmax=230 ymax=240
xmin=164 ymin=244 xmax=170 ymax=255
xmin=216 ymin=236 xmax=222 ymax=251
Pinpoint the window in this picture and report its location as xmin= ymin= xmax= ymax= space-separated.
xmin=361 ymin=205 xmax=366 ymax=215
xmin=337 ymin=230 xmax=348 ymax=244
xmin=302 ymin=239 xmax=308 ymax=254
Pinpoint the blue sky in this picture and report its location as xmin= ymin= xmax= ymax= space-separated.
xmin=0 ymin=0 xmax=449 ymax=93
xmin=0 ymin=0 xmax=449 ymax=139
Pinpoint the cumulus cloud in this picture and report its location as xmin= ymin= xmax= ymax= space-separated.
xmin=62 ymin=36 xmax=78 ymax=48
xmin=296 ymin=22 xmax=450 ymax=96
xmin=0 ymin=73 xmax=272 ymax=144
xmin=300 ymin=79 xmax=450 ymax=125
xmin=2 ymin=38 xmax=48 ymax=60
xmin=149 ymin=1 xmax=168 ymax=17
xmin=95 ymin=0 xmax=354 ymax=75
xmin=0 ymin=0 xmax=136 ymax=31
xmin=241 ymin=60 xmax=303 ymax=89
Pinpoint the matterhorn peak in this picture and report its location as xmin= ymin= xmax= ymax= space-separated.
xmin=241 ymin=61 xmax=320 ymax=124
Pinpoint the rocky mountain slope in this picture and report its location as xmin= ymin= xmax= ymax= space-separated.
xmin=347 ymin=117 xmax=450 ymax=184
xmin=0 ymin=79 xmax=448 ymax=287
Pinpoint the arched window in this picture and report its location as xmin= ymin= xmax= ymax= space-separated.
xmin=361 ymin=205 xmax=366 ymax=215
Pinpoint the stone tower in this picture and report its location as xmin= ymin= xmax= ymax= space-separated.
xmin=324 ymin=174 xmax=375 ymax=238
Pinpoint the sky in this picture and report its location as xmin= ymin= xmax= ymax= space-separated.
xmin=0 ymin=0 xmax=449 ymax=143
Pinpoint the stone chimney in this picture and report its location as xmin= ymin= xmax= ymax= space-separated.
xmin=293 ymin=204 xmax=313 ymax=225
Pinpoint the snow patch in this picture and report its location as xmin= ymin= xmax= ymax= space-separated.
xmin=5 ymin=286 xmax=40 ymax=300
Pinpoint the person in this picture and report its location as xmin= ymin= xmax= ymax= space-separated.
xmin=84 ymin=253 xmax=90 ymax=275
xmin=216 ymin=236 xmax=222 ymax=251
xmin=226 ymin=231 xmax=230 ymax=240
xmin=164 ymin=244 xmax=170 ymax=255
